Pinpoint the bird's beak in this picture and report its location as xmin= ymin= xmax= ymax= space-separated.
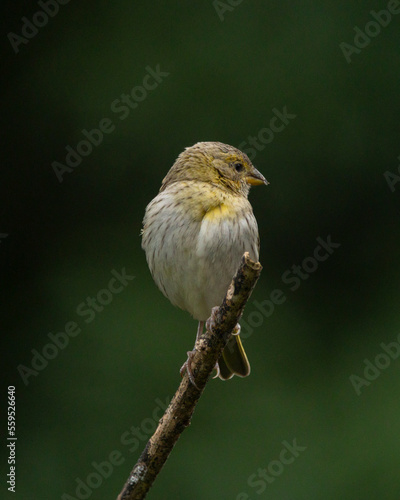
xmin=246 ymin=167 xmax=269 ymax=186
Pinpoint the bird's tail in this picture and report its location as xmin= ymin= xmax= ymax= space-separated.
xmin=217 ymin=334 xmax=251 ymax=380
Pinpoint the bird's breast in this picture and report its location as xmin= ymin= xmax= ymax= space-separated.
xmin=142 ymin=183 xmax=259 ymax=321
xmin=203 ymin=203 xmax=233 ymax=222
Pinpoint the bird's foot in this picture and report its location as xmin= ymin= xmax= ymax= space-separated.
xmin=180 ymin=350 xmax=200 ymax=390
xmin=205 ymin=306 xmax=219 ymax=332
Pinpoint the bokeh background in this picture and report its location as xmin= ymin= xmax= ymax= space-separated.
xmin=2 ymin=1 xmax=400 ymax=499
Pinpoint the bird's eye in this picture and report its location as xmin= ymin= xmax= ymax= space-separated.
xmin=234 ymin=162 xmax=244 ymax=172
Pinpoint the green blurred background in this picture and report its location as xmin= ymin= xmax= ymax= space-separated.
xmin=2 ymin=1 xmax=400 ymax=499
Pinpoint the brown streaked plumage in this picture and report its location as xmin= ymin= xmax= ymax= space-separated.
xmin=142 ymin=142 xmax=268 ymax=384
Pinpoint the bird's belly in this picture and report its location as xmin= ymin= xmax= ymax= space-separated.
xmin=142 ymin=191 xmax=259 ymax=322
xmin=155 ymin=216 xmax=257 ymax=321
xmin=190 ymin=217 xmax=251 ymax=319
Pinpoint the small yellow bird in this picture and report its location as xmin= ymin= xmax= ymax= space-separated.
xmin=141 ymin=142 xmax=268 ymax=384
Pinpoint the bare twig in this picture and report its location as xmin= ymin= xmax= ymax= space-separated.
xmin=117 ymin=252 xmax=262 ymax=500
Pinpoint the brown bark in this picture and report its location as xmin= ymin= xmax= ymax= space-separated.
xmin=117 ymin=252 xmax=262 ymax=500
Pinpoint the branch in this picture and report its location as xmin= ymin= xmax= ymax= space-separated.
xmin=117 ymin=252 xmax=262 ymax=500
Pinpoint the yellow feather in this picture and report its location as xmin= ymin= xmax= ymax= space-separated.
xmin=204 ymin=203 xmax=232 ymax=221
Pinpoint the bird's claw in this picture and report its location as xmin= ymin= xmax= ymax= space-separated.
xmin=232 ymin=323 xmax=241 ymax=336
xmin=206 ymin=306 xmax=219 ymax=332
xmin=180 ymin=350 xmax=200 ymax=390
xmin=212 ymin=362 xmax=221 ymax=379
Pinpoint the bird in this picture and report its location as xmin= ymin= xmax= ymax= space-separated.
xmin=141 ymin=141 xmax=268 ymax=386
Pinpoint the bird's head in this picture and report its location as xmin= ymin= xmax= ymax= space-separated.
xmin=160 ymin=142 xmax=268 ymax=196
